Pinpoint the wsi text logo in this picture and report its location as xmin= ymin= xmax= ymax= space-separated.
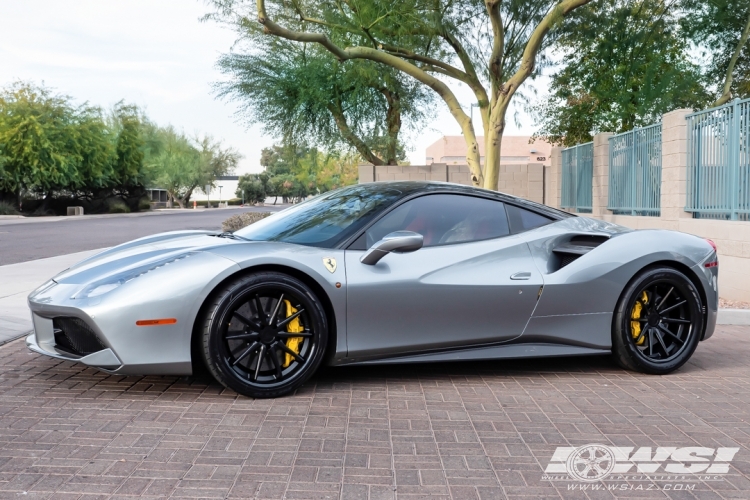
xmin=543 ymin=444 xmax=739 ymax=482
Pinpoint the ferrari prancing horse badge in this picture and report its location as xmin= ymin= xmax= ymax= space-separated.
xmin=323 ymin=257 xmax=337 ymax=273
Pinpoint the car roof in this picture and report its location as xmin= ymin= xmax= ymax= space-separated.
xmin=357 ymin=181 xmax=574 ymax=220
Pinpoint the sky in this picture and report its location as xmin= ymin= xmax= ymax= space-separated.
xmin=0 ymin=0 xmax=538 ymax=174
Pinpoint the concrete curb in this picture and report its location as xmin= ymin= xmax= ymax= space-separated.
xmin=717 ymin=308 xmax=750 ymax=326
xmin=0 ymin=332 xmax=27 ymax=347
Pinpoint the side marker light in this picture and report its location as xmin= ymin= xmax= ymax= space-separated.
xmin=136 ymin=318 xmax=178 ymax=326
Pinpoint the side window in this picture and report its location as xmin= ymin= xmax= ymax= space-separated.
xmin=506 ymin=204 xmax=553 ymax=233
xmin=363 ymin=194 xmax=510 ymax=249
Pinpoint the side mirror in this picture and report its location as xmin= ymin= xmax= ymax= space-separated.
xmin=360 ymin=231 xmax=423 ymax=265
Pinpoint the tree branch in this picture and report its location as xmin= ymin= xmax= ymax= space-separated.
xmin=501 ymin=0 xmax=592 ymax=109
xmin=485 ymin=0 xmax=505 ymax=95
xmin=715 ymin=7 xmax=750 ymax=107
xmin=257 ymin=0 xmax=485 ymax=184
xmin=326 ymin=99 xmax=384 ymax=166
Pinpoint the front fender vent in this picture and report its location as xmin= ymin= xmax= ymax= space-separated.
xmin=53 ymin=317 xmax=106 ymax=356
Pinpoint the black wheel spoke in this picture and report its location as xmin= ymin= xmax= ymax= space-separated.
xmin=232 ymin=341 xmax=259 ymax=367
xmin=253 ymin=345 xmax=266 ymax=380
xmin=275 ymin=309 xmax=305 ymax=329
xmin=269 ymin=294 xmax=285 ymax=326
xmin=659 ymin=299 xmax=686 ymax=315
xmin=253 ymin=294 xmax=266 ymax=325
xmin=661 ymin=317 xmax=690 ymax=325
xmin=226 ymin=332 xmax=259 ymax=341
xmin=277 ymin=331 xmax=313 ymax=339
xmin=269 ymin=344 xmax=283 ymax=379
xmin=233 ymin=311 xmax=262 ymax=331
xmin=656 ymin=287 xmax=674 ymax=309
xmin=648 ymin=329 xmax=655 ymax=357
xmin=278 ymin=342 xmax=306 ymax=363
xmin=657 ymin=324 xmax=685 ymax=345
xmin=654 ymin=330 xmax=670 ymax=356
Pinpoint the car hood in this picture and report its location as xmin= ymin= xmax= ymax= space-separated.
xmin=52 ymin=230 xmax=240 ymax=285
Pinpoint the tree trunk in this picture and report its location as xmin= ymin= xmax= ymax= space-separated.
xmin=482 ymin=98 xmax=510 ymax=191
xmin=382 ymin=88 xmax=402 ymax=165
xmin=483 ymin=122 xmax=504 ymax=191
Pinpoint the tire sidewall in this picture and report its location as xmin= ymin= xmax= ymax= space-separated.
xmin=203 ymin=272 xmax=328 ymax=398
xmin=614 ymin=267 xmax=703 ymax=374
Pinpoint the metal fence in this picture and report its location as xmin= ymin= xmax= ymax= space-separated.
xmin=561 ymin=142 xmax=593 ymax=213
xmin=607 ymin=123 xmax=662 ymax=216
xmin=686 ymin=97 xmax=750 ymax=221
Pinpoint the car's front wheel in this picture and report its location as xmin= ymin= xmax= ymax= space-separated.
xmin=200 ymin=272 xmax=328 ymax=398
xmin=612 ymin=266 xmax=704 ymax=374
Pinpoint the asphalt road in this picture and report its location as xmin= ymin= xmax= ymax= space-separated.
xmin=0 ymin=206 xmax=283 ymax=265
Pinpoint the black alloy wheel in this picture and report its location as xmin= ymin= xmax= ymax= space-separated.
xmin=200 ymin=272 xmax=328 ymax=398
xmin=613 ymin=266 xmax=703 ymax=374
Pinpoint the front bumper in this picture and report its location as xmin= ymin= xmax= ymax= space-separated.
xmin=26 ymin=250 xmax=241 ymax=376
xmin=26 ymin=328 xmax=121 ymax=370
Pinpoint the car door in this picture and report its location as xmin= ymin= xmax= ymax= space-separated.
xmin=344 ymin=194 xmax=544 ymax=359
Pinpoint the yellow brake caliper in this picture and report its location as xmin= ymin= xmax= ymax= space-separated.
xmin=282 ymin=300 xmax=304 ymax=367
xmin=631 ymin=291 xmax=648 ymax=346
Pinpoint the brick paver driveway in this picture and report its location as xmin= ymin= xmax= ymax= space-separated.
xmin=0 ymin=326 xmax=748 ymax=499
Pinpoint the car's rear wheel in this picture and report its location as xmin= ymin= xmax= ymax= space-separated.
xmin=200 ymin=272 xmax=328 ymax=398
xmin=612 ymin=266 xmax=703 ymax=374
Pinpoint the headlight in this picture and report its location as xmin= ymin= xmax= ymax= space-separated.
xmin=72 ymin=253 xmax=192 ymax=300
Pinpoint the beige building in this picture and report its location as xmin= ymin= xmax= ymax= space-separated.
xmin=425 ymin=135 xmax=553 ymax=166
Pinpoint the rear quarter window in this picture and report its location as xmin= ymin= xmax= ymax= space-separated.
xmin=506 ymin=204 xmax=553 ymax=233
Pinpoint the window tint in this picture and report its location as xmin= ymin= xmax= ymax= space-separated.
xmin=363 ymin=194 xmax=510 ymax=249
xmin=506 ymin=204 xmax=553 ymax=233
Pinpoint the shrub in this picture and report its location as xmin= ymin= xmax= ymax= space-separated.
xmin=138 ymin=198 xmax=152 ymax=211
xmin=107 ymin=199 xmax=131 ymax=213
xmin=0 ymin=202 xmax=20 ymax=216
xmin=222 ymin=211 xmax=271 ymax=232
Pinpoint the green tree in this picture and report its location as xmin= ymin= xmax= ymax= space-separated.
xmin=150 ymin=129 xmax=241 ymax=208
xmin=208 ymin=0 xmax=592 ymax=190
xmin=72 ymin=106 xmax=116 ymax=191
xmin=0 ymin=83 xmax=81 ymax=206
xmin=533 ymin=0 xmax=709 ymax=146
xmin=217 ymin=38 xmax=428 ymax=165
xmin=237 ymin=173 xmax=270 ymax=204
xmin=110 ymin=103 xmax=147 ymax=189
xmin=682 ymin=0 xmax=750 ymax=105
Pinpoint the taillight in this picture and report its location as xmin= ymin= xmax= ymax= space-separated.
xmin=704 ymin=239 xmax=718 ymax=268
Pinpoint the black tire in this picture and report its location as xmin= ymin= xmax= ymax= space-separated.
xmin=612 ymin=266 xmax=703 ymax=374
xmin=200 ymin=272 xmax=328 ymax=398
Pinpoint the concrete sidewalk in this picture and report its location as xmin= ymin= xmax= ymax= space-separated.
xmin=0 ymin=249 xmax=102 ymax=343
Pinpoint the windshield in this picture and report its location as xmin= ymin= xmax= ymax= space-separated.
xmin=234 ymin=184 xmax=405 ymax=248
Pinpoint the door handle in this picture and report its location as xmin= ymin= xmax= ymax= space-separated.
xmin=510 ymin=272 xmax=532 ymax=280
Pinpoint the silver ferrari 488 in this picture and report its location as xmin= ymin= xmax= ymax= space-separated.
xmin=27 ymin=182 xmax=719 ymax=397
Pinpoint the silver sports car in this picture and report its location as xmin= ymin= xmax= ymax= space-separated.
xmin=27 ymin=182 xmax=719 ymax=398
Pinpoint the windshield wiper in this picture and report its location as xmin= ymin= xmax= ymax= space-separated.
xmin=215 ymin=232 xmax=251 ymax=241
